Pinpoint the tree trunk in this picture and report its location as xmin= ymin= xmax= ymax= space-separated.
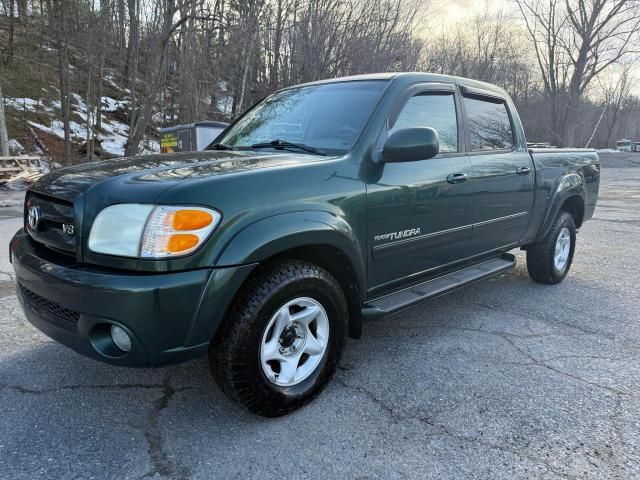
xmin=8 ymin=0 xmax=15 ymax=65
xmin=271 ymin=0 xmax=283 ymax=89
xmin=586 ymin=104 xmax=607 ymax=149
xmin=0 ymin=85 xmax=9 ymax=157
xmin=124 ymin=0 xmax=139 ymax=88
xmin=95 ymin=56 xmax=105 ymax=131
xmin=60 ymin=53 xmax=71 ymax=165
xmin=238 ymin=26 xmax=258 ymax=113
xmin=237 ymin=42 xmax=253 ymax=113
xmin=86 ymin=65 xmax=95 ymax=162
xmin=53 ymin=0 xmax=72 ymax=166
xmin=125 ymin=0 xmax=188 ymax=156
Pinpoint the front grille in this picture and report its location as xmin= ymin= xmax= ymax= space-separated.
xmin=19 ymin=284 xmax=80 ymax=323
xmin=25 ymin=192 xmax=76 ymax=255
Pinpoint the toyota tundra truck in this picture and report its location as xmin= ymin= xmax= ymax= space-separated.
xmin=10 ymin=73 xmax=600 ymax=416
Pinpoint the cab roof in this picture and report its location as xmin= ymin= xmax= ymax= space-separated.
xmin=293 ymin=72 xmax=508 ymax=98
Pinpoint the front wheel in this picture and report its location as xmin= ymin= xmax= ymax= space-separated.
xmin=210 ymin=260 xmax=348 ymax=417
xmin=526 ymin=211 xmax=576 ymax=284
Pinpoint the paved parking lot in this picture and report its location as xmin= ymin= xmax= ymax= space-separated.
xmin=0 ymin=154 xmax=639 ymax=479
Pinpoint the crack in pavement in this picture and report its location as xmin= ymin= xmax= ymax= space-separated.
xmin=0 ymin=383 xmax=190 ymax=395
xmin=590 ymin=218 xmax=640 ymax=227
xmin=137 ymin=372 xmax=192 ymax=480
xmin=334 ymin=378 xmax=582 ymax=480
xmin=471 ymin=302 xmax=617 ymax=340
xmin=367 ymin=314 xmax=636 ymax=398
xmin=431 ymin=322 xmax=636 ymax=399
xmin=2 ymin=377 xmax=195 ymax=480
xmin=493 ymin=331 xmax=634 ymax=398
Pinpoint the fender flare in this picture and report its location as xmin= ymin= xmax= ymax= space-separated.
xmin=216 ymin=210 xmax=366 ymax=298
xmin=535 ymin=172 xmax=586 ymax=242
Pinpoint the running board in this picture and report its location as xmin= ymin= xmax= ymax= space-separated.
xmin=364 ymin=254 xmax=516 ymax=316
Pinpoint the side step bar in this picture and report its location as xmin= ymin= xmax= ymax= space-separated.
xmin=364 ymin=254 xmax=516 ymax=317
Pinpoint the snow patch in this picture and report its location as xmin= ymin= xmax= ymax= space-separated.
xmin=7 ymin=139 xmax=26 ymax=155
xmin=217 ymin=96 xmax=233 ymax=115
xmin=105 ymin=74 xmax=131 ymax=94
xmin=9 ymin=89 xmax=157 ymax=158
xmin=101 ymin=96 xmax=127 ymax=112
xmin=28 ymin=119 xmax=88 ymax=141
xmin=141 ymin=139 xmax=160 ymax=154
xmin=5 ymin=97 xmax=41 ymax=112
xmin=100 ymin=135 xmax=128 ymax=156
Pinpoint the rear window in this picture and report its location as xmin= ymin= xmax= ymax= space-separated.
xmin=463 ymin=96 xmax=514 ymax=151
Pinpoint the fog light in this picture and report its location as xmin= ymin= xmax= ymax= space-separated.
xmin=110 ymin=325 xmax=131 ymax=352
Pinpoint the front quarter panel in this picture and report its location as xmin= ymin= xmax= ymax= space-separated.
xmin=216 ymin=210 xmax=366 ymax=291
xmin=153 ymin=154 xmax=368 ymax=274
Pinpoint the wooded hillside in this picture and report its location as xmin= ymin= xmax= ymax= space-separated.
xmin=1 ymin=0 xmax=640 ymax=166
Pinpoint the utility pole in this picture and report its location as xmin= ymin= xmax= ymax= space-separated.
xmin=0 ymin=84 xmax=9 ymax=157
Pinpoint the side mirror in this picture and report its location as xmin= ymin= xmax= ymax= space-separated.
xmin=381 ymin=127 xmax=440 ymax=163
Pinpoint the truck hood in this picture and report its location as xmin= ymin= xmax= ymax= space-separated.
xmin=30 ymin=150 xmax=325 ymax=202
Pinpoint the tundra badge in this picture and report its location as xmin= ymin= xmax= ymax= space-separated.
xmin=374 ymin=228 xmax=421 ymax=242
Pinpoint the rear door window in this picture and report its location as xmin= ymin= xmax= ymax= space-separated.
xmin=463 ymin=96 xmax=514 ymax=151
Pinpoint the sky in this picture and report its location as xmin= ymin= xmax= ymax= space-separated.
xmin=431 ymin=0 xmax=510 ymax=21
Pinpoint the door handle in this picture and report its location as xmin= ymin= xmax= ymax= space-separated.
xmin=447 ymin=173 xmax=468 ymax=184
xmin=516 ymin=166 xmax=532 ymax=175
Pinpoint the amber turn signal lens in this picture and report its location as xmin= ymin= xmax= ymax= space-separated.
xmin=173 ymin=210 xmax=213 ymax=231
xmin=167 ymin=234 xmax=199 ymax=253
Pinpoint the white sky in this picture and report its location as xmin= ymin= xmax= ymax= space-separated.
xmin=430 ymin=0 xmax=510 ymax=22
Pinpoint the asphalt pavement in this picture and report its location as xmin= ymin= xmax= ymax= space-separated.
xmin=0 ymin=153 xmax=639 ymax=479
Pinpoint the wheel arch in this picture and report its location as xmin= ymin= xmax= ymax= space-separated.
xmin=559 ymin=195 xmax=585 ymax=228
xmin=215 ymin=211 xmax=366 ymax=339
xmin=535 ymin=172 xmax=586 ymax=242
xmin=266 ymin=244 xmax=364 ymax=339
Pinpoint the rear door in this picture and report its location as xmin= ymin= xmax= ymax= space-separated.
xmin=461 ymin=88 xmax=534 ymax=254
xmin=366 ymin=83 xmax=473 ymax=293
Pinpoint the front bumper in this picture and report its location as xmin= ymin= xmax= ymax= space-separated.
xmin=10 ymin=229 xmax=255 ymax=367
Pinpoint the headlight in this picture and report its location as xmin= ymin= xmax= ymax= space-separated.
xmin=88 ymin=204 xmax=221 ymax=258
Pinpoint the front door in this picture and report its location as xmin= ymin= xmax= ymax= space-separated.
xmin=366 ymin=84 xmax=473 ymax=294
xmin=460 ymin=91 xmax=534 ymax=254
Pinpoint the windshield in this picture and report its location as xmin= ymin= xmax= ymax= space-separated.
xmin=215 ymin=81 xmax=386 ymax=155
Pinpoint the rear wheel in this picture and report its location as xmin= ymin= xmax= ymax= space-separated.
xmin=210 ymin=260 xmax=348 ymax=417
xmin=526 ymin=211 xmax=576 ymax=284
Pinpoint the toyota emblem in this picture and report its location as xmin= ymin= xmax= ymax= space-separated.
xmin=27 ymin=205 xmax=42 ymax=231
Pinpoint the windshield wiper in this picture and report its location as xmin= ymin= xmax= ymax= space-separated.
xmin=250 ymin=139 xmax=327 ymax=156
xmin=208 ymin=142 xmax=233 ymax=151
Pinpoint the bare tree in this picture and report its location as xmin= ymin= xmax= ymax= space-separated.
xmin=515 ymin=0 xmax=640 ymax=146
xmin=601 ymin=67 xmax=632 ymax=146
xmin=125 ymin=0 xmax=196 ymax=155
xmin=0 ymin=0 xmax=486 ymax=161
xmin=52 ymin=0 xmax=72 ymax=165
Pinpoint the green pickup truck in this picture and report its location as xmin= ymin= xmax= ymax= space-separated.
xmin=11 ymin=73 xmax=600 ymax=416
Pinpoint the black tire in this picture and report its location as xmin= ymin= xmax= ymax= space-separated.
xmin=526 ymin=211 xmax=576 ymax=284
xmin=209 ymin=260 xmax=348 ymax=417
